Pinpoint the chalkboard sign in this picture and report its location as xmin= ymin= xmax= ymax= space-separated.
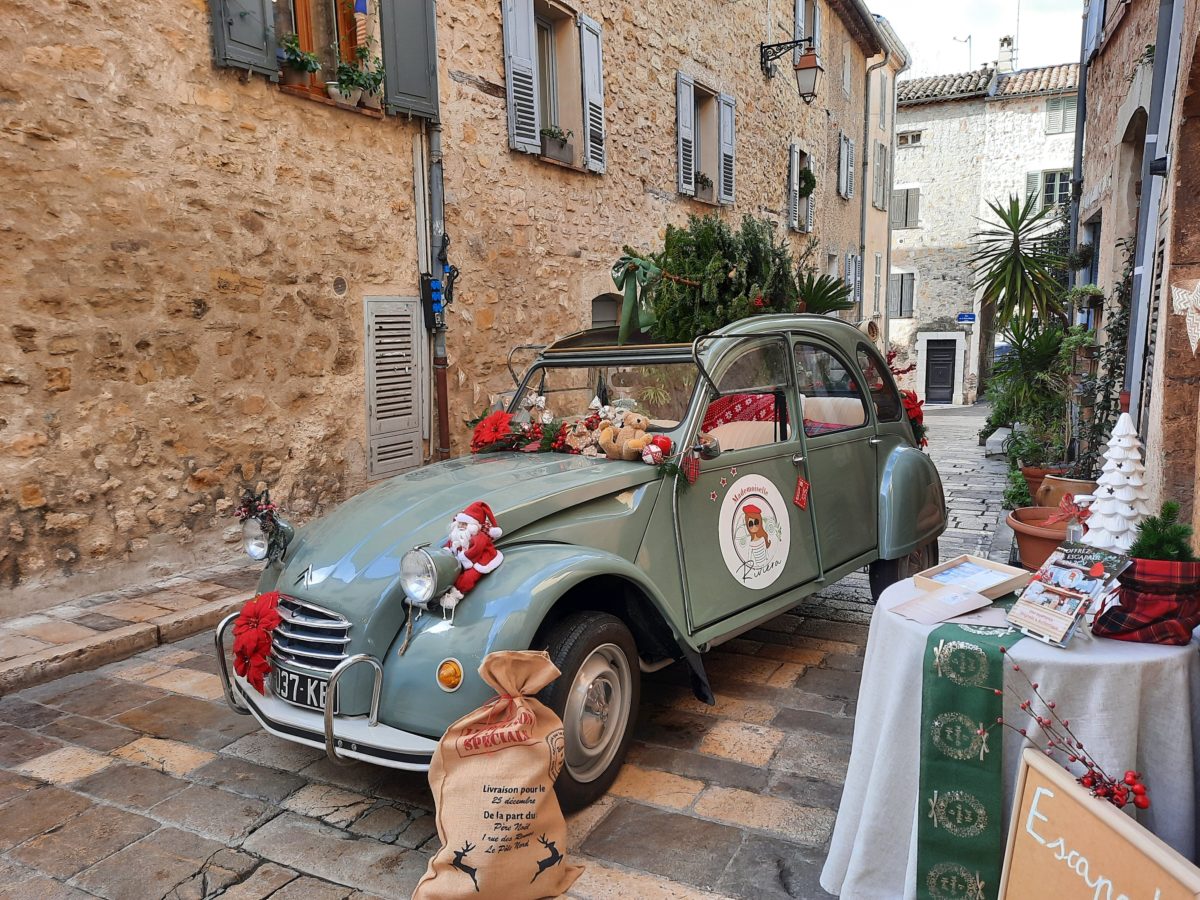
xmin=1000 ymin=749 xmax=1200 ymax=899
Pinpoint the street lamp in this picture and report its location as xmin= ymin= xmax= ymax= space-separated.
xmin=759 ymin=38 xmax=824 ymax=104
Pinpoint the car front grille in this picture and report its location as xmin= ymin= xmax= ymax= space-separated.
xmin=271 ymin=594 xmax=352 ymax=672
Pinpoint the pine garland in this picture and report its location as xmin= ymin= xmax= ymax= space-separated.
xmin=1128 ymin=502 xmax=1198 ymax=562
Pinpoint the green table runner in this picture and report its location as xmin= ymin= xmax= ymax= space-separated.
xmin=916 ymin=598 xmax=1023 ymax=900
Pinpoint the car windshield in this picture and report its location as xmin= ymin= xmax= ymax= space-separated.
xmin=512 ymin=360 xmax=700 ymax=437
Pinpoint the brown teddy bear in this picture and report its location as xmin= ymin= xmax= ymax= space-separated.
xmin=598 ymin=412 xmax=653 ymax=461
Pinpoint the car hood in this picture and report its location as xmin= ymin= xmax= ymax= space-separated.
xmin=275 ymin=453 xmax=662 ymax=598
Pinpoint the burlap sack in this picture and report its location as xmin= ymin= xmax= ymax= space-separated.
xmin=413 ymin=650 xmax=583 ymax=899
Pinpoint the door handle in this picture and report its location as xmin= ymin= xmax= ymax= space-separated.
xmin=868 ymin=437 xmax=883 ymax=445
xmin=792 ymin=453 xmax=805 ymax=465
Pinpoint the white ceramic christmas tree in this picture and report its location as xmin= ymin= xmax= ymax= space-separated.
xmin=1080 ymin=413 xmax=1152 ymax=553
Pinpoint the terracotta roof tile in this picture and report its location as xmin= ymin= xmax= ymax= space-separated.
xmin=897 ymin=62 xmax=1078 ymax=105
xmin=897 ymin=67 xmax=995 ymax=104
xmin=996 ymin=63 xmax=1079 ymax=96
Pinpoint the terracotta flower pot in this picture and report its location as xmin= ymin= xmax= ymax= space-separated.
xmin=1034 ymin=475 xmax=1099 ymax=509
xmin=1020 ymin=465 xmax=1069 ymax=501
xmin=1007 ymin=507 xmax=1069 ymax=570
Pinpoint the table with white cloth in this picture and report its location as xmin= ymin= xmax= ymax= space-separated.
xmin=820 ymin=577 xmax=1200 ymax=899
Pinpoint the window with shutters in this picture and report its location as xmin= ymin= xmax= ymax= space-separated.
xmin=890 ymin=187 xmax=919 ymax=229
xmin=677 ymin=75 xmax=734 ymax=204
xmin=888 ymin=273 xmax=914 ymax=318
xmin=1026 ymin=170 xmax=1071 ymax=210
xmin=872 ymin=141 xmax=888 ymax=210
xmin=787 ymin=144 xmax=814 ymax=232
xmin=795 ymin=0 xmax=823 ymax=55
xmin=1045 ymin=95 xmax=1078 ymax=134
xmin=503 ymin=0 xmax=605 ymax=173
xmin=836 ymin=132 xmax=854 ymax=199
xmin=364 ymin=298 xmax=423 ymax=479
xmin=208 ymin=0 xmax=438 ymax=119
xmin=897 ymin=130 xmax=922 ymax=147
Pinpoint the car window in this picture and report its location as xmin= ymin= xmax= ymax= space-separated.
xmin=793 ymin=342 xmax=869 ymax=437
xmin=856 ymin=344 xmax=903 ymax=422
xmin=702 ymin=340 xmax=791 ymax=450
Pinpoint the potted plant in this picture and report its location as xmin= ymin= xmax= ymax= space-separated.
xmin=327 ymin=58 xmax=367 ymax=106
xmin=1007 ymin=505 xmax=1069 ymax=570
xmin=694 ymin=171 xmax=714 ymax=203
xmin=539 ymin=126 xmax=574 ymax=165
xmin=354 ymin=44 xmax=386 ymax=110
xmin=1093 ymin=502 xmax=1200 ymax=644
xmin=279 ymin=33 xmax=321 ymax=87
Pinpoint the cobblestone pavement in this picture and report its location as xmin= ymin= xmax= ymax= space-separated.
xmin=0 ymin=406 xmax=1007 ymax=899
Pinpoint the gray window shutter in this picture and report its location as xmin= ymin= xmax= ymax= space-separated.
xmin=837 ymin=131 xmax=847 ymax=197
xmin=1063 ymin=97 xmax=1077 ymax=133
xmin=1046 ymin=97 xmax=1064 ymax=133
xmin=718 ymin=93 xmax=736 ymax=204
xmin=209 ymin=0 xmax=276 ymax=77
xmin=805 ymin=164 xmax=816 ymax=233
xmin=844 ymin=253 xmax=853 ymax=287
xmin=1026 ymin=171 xmax=1042 ymax=209
xmin=905 ymin=188 xmax=919 ymax=228
xmin=855 ymin=255 xmax=863 ymax=302
xmin=888 ymin=274 xmax=901 ymax=316
xmin=903 ymin=274 xmax=914 ymax=313
xmin=1085 ymin=0 xmax=1105 ymax=57
xmin=579 ymin=14 xmax=605 ymax=173
xmin=890 ymin=189 xmax=905 ymax=227
xmin=379 ymin=0 xmax=439 ymax=119
xmin=811 ymin=2 xmax=822 ymax=53
xmin=847 ymin=139 xmax=855 ymax=198
xmin=503 ymin=0 xmax=541 ymax=154
xmin=878 ymin=71 xmax=886 ymax=128
xmin=677 ymin=73 xmax=695 ymax=195
xmin=794 ymin=0 xmax=807 ymax=64
xmin=787 ymin=143 xmax=800 ymax=230
xmin=366 ymin=298 xmax=422 ymax=479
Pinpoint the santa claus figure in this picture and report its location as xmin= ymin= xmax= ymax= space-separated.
xmin=439 ymin=501 xmax=504 ymax=618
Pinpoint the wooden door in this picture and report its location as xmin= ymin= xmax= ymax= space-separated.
xmin=925 ymin=340 xmax=956 ymax=404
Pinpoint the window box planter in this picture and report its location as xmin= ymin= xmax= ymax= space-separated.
xmin=695 ymin=183 xmax=715 ymax=203
xmin=325 ymin=83 xmax=362 ymax=106
xmin=540 ymin=135 xmax=574 ymax=166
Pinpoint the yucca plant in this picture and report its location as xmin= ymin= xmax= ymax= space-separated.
xmin=971 ymin=194 xmax=1067 ymax=329
xmin=796 ymin=271 xmax=855 ymax=315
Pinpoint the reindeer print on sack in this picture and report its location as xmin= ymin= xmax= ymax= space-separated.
xmin=531 ymin=835 xmax=564 ymax=884
xmin=451 ymin=841 xmax=480 ymax=892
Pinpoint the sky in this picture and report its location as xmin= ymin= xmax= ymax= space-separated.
xmin=869 ymin=0 xmax=1085 ymax=79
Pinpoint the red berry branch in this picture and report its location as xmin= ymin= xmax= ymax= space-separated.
xmin=974 ymin=646 xmax=1150 ymax=811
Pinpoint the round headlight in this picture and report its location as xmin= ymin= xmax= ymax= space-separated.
xmin=400 ymin=549 xmax=437 ymax=604
xmin=242 ymin=517 xmax=269 ymax=561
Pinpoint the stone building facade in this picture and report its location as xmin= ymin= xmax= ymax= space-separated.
xmin=1077 ymin=0 xmax=1200 ymax=535
xmin=888 ymin=53 xmax=1078 ymax=404
xmin=1 ymin=0 xmax=905 ymax=603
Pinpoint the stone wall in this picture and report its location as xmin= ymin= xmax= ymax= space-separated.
xmin=1 ymin=0 xmax=424 ymax=606
xmin=1 ymin=0 xmax=893 ymax=604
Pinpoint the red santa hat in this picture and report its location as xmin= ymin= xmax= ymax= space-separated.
xmin=742 ymin=504 xmax=762 ymax=516
xmin=455 ymin=501 xmax=502 ymax=539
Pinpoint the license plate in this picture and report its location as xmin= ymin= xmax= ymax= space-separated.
xmin=273 ymin=666 xmax=337 ymax=713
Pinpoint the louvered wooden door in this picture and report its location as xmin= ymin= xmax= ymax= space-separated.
xmin=365 ymin=298 xmax=422 ymax=478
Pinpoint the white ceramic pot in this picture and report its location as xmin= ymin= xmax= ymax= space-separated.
xmin=361 ymin=91 xmax=382 ymax=110
xmin=325 ymin=83 xmax=362 ymax=106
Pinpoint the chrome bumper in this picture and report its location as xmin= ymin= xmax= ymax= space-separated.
xmin=214 ymin=612 xmax=436 ymax=771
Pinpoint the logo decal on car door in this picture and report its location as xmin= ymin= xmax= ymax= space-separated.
xmin=718 ymin=475 xmax=790 ymax=588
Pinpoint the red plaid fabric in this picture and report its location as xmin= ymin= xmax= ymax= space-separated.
xmin=1093 ymin=558 xmax=1200 ymax=645
xmin=702 ymin=393 xmax=778 ymax=431
xmin=802 ymin=418 xmax=843 ymax=437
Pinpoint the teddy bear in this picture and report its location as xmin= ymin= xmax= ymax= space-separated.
xmin=598 ymin=412 xmax=653 ymax=461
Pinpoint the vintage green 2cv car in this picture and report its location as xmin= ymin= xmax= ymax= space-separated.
xmin=216 ymin=314 xmax=946 ymax=810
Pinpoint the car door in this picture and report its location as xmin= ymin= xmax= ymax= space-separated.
xmin=793 ymin=338 xmax=879 ymax=571
xmin=676 ymin=336 xmax=821 ymax=633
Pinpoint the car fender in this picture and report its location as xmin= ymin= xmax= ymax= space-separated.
xmin=375 ymin=542 xmax=685 ymax=737
xmin=877 ymin=445 xmax=947 ymax=559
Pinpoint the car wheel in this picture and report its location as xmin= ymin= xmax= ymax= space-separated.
xmin=868 ymin=539 xmax=939 ymax=603
xmin=537 ymin=612 xmax=640 ymax=813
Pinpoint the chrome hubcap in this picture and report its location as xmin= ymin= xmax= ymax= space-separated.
xmin=564 ymin=643 xmax=631 ymax=783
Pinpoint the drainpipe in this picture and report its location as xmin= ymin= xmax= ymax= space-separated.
xmin=1067 ymin=7 xmax=1089 ymax=312
xmin=428 ymin=122 xmax=453 ymax=461
xmin=860 ymin=49 xmax=890 ymax=324
xmin=1125 ymin=0 xmax=1183 ymax=424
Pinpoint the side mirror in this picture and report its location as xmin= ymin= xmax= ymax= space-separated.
xmin=694 ymin=435 xmax=721 ymax=460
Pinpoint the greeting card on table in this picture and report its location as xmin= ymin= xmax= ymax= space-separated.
xmin=891 ymin=587 xmax=991 ymax=626
xmin=1006 ymin=542 xmax=1130 ymax=647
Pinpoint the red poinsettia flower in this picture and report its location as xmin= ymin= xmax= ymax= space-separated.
xmin=752 ymin=296 xmax=765 ymax=309
xmin=233 ymin=591 xmax=281 ymax=641
xmin=471 ymin=410 xmax=514 ymax=452
xmin=234 ymin=648 xmax=272 ymax=695
xmin=233 ymin=626 xmax=272 ymax=659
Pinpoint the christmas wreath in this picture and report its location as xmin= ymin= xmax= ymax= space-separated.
xmin=795 ymin=167 xmax=817 ymax=199
xmin=232 ymin=591 xmax=281 ymax=694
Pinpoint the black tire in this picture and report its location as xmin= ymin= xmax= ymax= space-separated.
xmin=868 ymin=539 xmax=939 ymax=603
xmin=537 ymin=612 xmax=640 ymax=813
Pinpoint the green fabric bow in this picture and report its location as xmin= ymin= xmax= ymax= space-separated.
xmin=611 ymin=254 xmax=660 ymax=345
